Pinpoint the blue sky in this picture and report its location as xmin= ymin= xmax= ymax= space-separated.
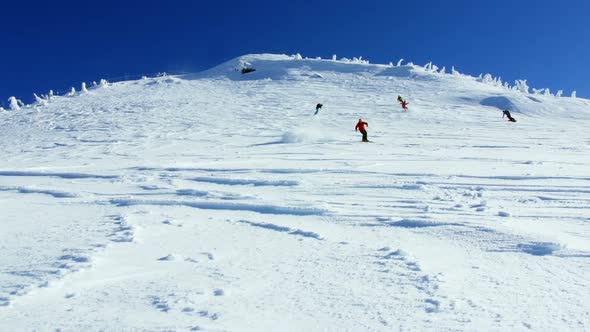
xmin=1 ymin=0 xmax=589 ymax=106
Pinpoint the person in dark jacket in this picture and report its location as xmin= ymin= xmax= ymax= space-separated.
xmin=314 ymin=103 xmax=323 ymax=115
xmin=503 ymin=110 xmax=516 ymax=122
xmin=355 ymin=118 xmax=369 ymax=142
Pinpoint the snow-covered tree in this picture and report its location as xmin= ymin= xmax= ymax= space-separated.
xmin=439 ymin=66 xmax=446 ymax=74
xmin=99 ymin=79 xmax=109 ymax=88
xmin=352 ymin=56 xmax=369 ymax=64
xmin=514 ymin=80 xmax=529 ymax=94
xmin=424 ymin=62 xmax=432 ymax=70
xmin=431 ymin=64 xmax=439 ymax=72
xmin=294 ymin=53 xmax=303 ymax=60
xmin=396 ymin=58 xmax=404 ymax=67
xmin=332 ymin=54 xmax=337 ymax=61
xmin=556 ymin=90 xmax=563 ymax=97
xmin=543 ymin=88 xmax=551 ymax=96
xmin=451 ymin=66 xmax=460 ymax=75
xmin=67 ymin=87 xmax=76 ymax=96
xmin=8 ymin=96 xmax=22 ymax=110
xmin=49 ymin=90 xmax=54 ymax=100
xmin=532 ymin=88 xmax=544 ymax=95
xmin=389 ymin=61 xmax=394 ymax=67
xmin=482 ymin=74 xmax=493 ymax=84
xmin=571 ymin=90 xmax=577 ymax=98
xmin=503 ymin=82 xmax=511 ymax=89
xmin=81 ymin=82 xmax=89 ymax=93
xmin=34 ymin=93 xmax=47 ymax=105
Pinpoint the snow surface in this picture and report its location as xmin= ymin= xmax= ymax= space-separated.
xmin=1 ymin=53 xmax=589 ymax=331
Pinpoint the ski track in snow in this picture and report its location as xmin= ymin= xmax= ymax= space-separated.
xmin=0 ymin=54 xmax=589 ymax=331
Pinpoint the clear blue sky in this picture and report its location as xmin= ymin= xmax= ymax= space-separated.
xmin=2 ymin=0 xmax=589 ymax=106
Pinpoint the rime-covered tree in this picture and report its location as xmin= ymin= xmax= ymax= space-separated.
xmin=8 ymin=96 xmax=22 ymax=110
xmin=515 ymin=80 xmax=529 ymax=94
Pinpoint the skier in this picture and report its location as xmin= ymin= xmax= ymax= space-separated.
xmin=397 ymin=96 xmax=409 ymax=111
xmin=401 ymin=100 xmax=409 ymax=111
xmin=314 ymin=103 xmax=323 ymax=115
xmin=502 ymin=110 xmax=516 ymax=122
xmin=355 ymin=118 xmax=369 ymax=142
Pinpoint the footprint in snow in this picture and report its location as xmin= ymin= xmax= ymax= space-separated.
xmin=158 ymin=254 xmax=181 ymax=261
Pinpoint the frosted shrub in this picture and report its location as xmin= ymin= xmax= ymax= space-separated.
xmin=81 ymin=82 xmax=89 ymax=93
xmin=352 ymin=56 xmax=369 ymax=64
xmin=504 ymin=82 xmax=511 ymax=89
xmin=332 ymin=54 xmax=337 ymax=61
xmin=49 ymin=90 xmax=54 ymax=99
xmin=67 ymin=87 xmax=76 ymax=96
xmin=294 ymin=53 xmax=303 ymax=60
xmin=8 ymin=96 xmax=22 ymax=110
xmin=439 ymin=66 xmax=446 ymax=74
xmin=571 ymin=91 xmax=577 ymax=98
xmin=0 ymin=107 xmax=4 ymax=112
xmin=543 ymin=88 xmax=551 ymax=96
xmin=389 ymin=61 xmax=394 ymax=67
xmin=99 ymin=79 xmax=109 ymax=88
xmin=340 ymin=57 xmax=351 ymax=62
xmin=515 ymin=80 xmax=529 ymax=94
xmin=451 ymin=66 xmax=460 ymax=75
xmin=34 ymin=93 xmax=47 ymax=105
xmin=556 ymin=90 xmax=563 ymax=97
xmin=482 ymin=74 xmax=493 ymax=84
xmin=532 ymin=88 xmax=543 ymax=95
xmin=431 ymin=64 xmax=439 ymax=72
xmin=424 ymin=62 xmax=432 ymax=70
xmin=396 ymin=58 xmax=404 ymax=66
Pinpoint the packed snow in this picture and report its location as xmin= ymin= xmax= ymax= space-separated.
xmin=1 ymin=53 xmax=589 ymax=331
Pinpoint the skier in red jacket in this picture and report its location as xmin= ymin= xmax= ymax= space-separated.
xmin=355 ymin=118 xmax=369 ymax=142
xmin=401 ymin=100 xmax=409 ymax=111
xmin=398 ymin=95 xmax=409 ymax=111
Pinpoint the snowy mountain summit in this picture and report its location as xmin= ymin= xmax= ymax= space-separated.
xmin=1 ymin=54 xmax=589 ymax=331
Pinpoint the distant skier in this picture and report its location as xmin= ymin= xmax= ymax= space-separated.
xmin=397 ymin=95 xmax=409 ymax=111
xmin=355 ymin=118 xmax=369 ymax=142
xmin=503 ymin=110 xmax=516 ymax=122
xmin=314 ymin=103 xmax=323 ymax=115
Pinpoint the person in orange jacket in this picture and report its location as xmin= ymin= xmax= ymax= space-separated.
xmin=355 ymin=118 xmax=369 ymax=142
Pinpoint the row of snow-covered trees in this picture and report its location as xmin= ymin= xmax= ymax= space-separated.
xmin=291 ymin=53 xmax=578 ymax=99
xmin=2 ymin=79 xmax=110 ymax=111
xmin=418 ymin=59 xmax=576 ymax=98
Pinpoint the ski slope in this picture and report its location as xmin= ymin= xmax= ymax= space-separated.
xmin=1 ymin=54 xmax=589 ymax=331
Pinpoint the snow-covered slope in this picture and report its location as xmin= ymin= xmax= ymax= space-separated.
xmin=1 ymin=54 xmax=589 ymax=331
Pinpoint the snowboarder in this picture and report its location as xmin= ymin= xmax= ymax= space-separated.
xmin=397 ymin=96 xmax=409 ymax=111
xmin=355 ymin=118 xmax=369 ymax=142
xmin=503 ymin=110 xmax=516 ymax=122
xmin=314 ymin=103 xmax=323 ymax=115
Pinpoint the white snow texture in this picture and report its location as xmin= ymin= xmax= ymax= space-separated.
xmin=0 ymin=53 xmax=589 ymax=331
